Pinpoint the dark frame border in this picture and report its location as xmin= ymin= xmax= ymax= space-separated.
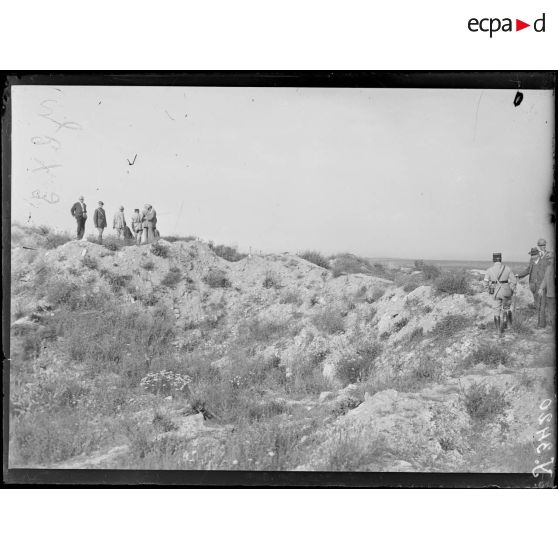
xmin=2 ymin=71 xmax=556 ymax=487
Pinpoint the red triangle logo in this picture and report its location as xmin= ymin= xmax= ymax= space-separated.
xmin=516 ymin=19 xmax=530 ymax=31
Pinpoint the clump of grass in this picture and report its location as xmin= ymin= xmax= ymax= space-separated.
xmin=210 ymin=243 xmax=247 ymax=262
xmin=203 ymin=268 xmax=231 ymax=288
xmin=430 ymin=314 xmax=470 ymax=339
xmin=299 ymin=250 xmax=330 ymax=269
xmin=163 ymin=235 xmax=197 ymax=243
xmin=161 ymin=268 xmax=182 ymax=288
xmin=463 ymin=382 xmax=510 ymax=423
xmin=82 ymin=255 xmax=98 ymax=270
xmin=45 ymin=231 xmax=73 ymax=249
xmin=104 ymin=239 xmax=120 ymax=252
xmin=141 ymin=259 xmax=155 ymax=271
xmin=331 ymin=253 xmax=374 ymax=278
xmin=393 ymin=316 xmax=409 ymax=332
xmin=152 ymin=411 xmax=178 ymax=433
xmin=279 ymin=290 xmax=303 ymax=305
xmin=434 ymin=271 xmax=471 ymax=295
xmin=100 ymin=269 xmax=132 ymax=293
xmin=262 ymin=270 xmax=281 ymax=289
xmin=407 ymin=326 xmax=424 ymax=343
xmin=422 ymin=264 xmax=441 ymax=281
xmin=336 ymin=340 xmax=381 ymax=386
xmin=150 ymin=242 xmax=170 ymax=258
xmin=238 ymin=317 xmax=290 ymax=343
xmin=464 ymin=344 xmax=510 ymax=367
xmin=312 ymin=306 xmax=346 ymax=335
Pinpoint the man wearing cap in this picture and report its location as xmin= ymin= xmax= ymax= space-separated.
xmin=484 ymin=253 xmax=517 ymax=334
xmin=70 ymin=195 xmax=87 ymax=240
xmin=517 ymin=247 xmax=545 ymax=305
xmin=113 ymin=205 xmax=127 ymax=239
xmin=93 ymin=201 xmax=107 ymax=243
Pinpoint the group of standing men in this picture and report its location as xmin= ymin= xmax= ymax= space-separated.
xmin=70 ymin=196 xmax=158 ymax=245
xmin=484 ymin=238 xmax=555 ymax=334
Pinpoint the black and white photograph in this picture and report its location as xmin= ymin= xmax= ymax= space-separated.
xmin=3 ymin=73 xmax=556 ymax=483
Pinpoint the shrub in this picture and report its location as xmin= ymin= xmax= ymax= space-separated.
xmin=141 ymin=259 xmax=155 ymax=271
xmin=414 ymin=260 xmax=424 ymax=270
xmin=299 ymin=250 xmax=330 ymax=269
xmin=238 ymin=317 xmax=290 ymax=343
xmin=152 ymin=411 xmax=178 ymax=433
xmin=163 ymin=235 xmax=197 ymax=243
xmin=365 ymin=287 xmax=386 ymax=304
xmin=463 ymin=382 xmax=510 ymax=423
xmin=407 ymin=326 xmax=424 ymax=343
xmin=45 ymin=231 xmax=73 ymax=249
xmin=336 ymin=340 xmax=381 ymax=386
xmin=434 ymin=271 xmax=471 ymax=295
xmin=100 ymin=269 xmax=132 ymax=293
xmin=140 ymin=370 xmax=192 ymax=396
xmin=262 ymin=270 xmax=281 ymax=289
xmin=393 ymin=316 xmax=409 ymax=332
xmin=430 ymin=314 xmax=470 ymax=339
xmin=161 ymin=268 xmax=182 ymax=288
xmin=464 ymin=344 xmax=510 ymax=367
xmin=312 ymin=306 xmax=346 ymax=335
xmin=203 ymin=269 xmax=231 ymax=288
xmin=104 ymin=239 xmax=120 ymax=252
xmin=82 ymin=255 xmax=98 ymax=270
xmin=422 ymin=264 xmax=441 ymax=281
xmin=279 ymin=290 xmax=303 ymax=305
xmin=150 ymin=242 xmax=170 ymax=258
xmin=210 ymin=244 xmax=247 ymax=262
xmin=331 ymin=253 xmax=373 ymax=278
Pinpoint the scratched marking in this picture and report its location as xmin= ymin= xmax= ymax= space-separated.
xmin=127 ymin=154 xmax=138 ymax=166
xmin=31 ymin=189 xmax=60 ymax=204
xmin=40 ymin=114 xmax=82 ymax=133
xmin=32 ymin=158 xmax=62 ymax=174
xmin=31 ymin=135 xmax=61 ymax=150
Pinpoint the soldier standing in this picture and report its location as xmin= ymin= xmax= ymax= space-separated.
xmin=484 ymin=252 xmax=517 ymax=334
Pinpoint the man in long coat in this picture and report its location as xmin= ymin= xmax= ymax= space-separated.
xmin=70 ymin=195 xmax=87 ymax=239
xmin=93 ymin=201 xmax=107 ymax=243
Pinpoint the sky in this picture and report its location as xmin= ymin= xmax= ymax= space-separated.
xmin=10 ymin=85 xmax=554 ymax=261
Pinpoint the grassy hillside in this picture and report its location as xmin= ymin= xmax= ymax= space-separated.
xmin=8 ymin=224 xmax=555 ymax=474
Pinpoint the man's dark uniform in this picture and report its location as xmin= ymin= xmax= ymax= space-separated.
xmin=70 ymin=198 xmax=87 ymax=240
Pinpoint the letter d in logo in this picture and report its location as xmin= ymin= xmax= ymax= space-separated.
xmin=534 ymin=13 xmax=546 ymax=32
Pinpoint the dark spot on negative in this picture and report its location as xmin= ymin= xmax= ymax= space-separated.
xmin=513 ymin=92 xmax=523 ymax=107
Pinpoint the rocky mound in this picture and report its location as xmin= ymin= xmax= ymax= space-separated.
xmin=9 ymin=224 xmax=556 ymax=475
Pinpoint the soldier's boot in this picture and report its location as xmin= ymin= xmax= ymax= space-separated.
xmin=507 ymin=310 xmax=513 ymax=326
xmin=502 ymin=312 xmax=508 ymax=332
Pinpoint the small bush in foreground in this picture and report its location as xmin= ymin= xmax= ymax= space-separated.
xmin=262 ymin=270 xmax=281 ymax=289
xmin=299 ymin=250 xmax=330 ymax=269
xmin=430 ymin=314 xmax=470 ymax=339
xmin=161 ymin=268 xmax=182 ymax=288
xmin=104 ymin=239 xmax=120 ymax=252
xmin=463 ymin=382 xmax=510 ymax=423
xmin=82 ymin=255 xmax=98 ymax=270
xmin=140 ymin=370 xmax=192 ymax=396
xmin=150 ymin=242 xmax=170 ymax=258
xmin=312 ymin=306 xmax=346 ymax=335
xmin=141 ymin=259 xmax=155 ymax=271
xmin=434 ymin=271 xmax=471 ymax=295
xmin=203 ymin=269 xmax=231 ymax=288
xmin=163 ymin=235 xmax=197 ymax=243
xmin=464 ymin=344 xmax=509 ymax=367
xmin=210 ymin=244 xmax=247 ymax=262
